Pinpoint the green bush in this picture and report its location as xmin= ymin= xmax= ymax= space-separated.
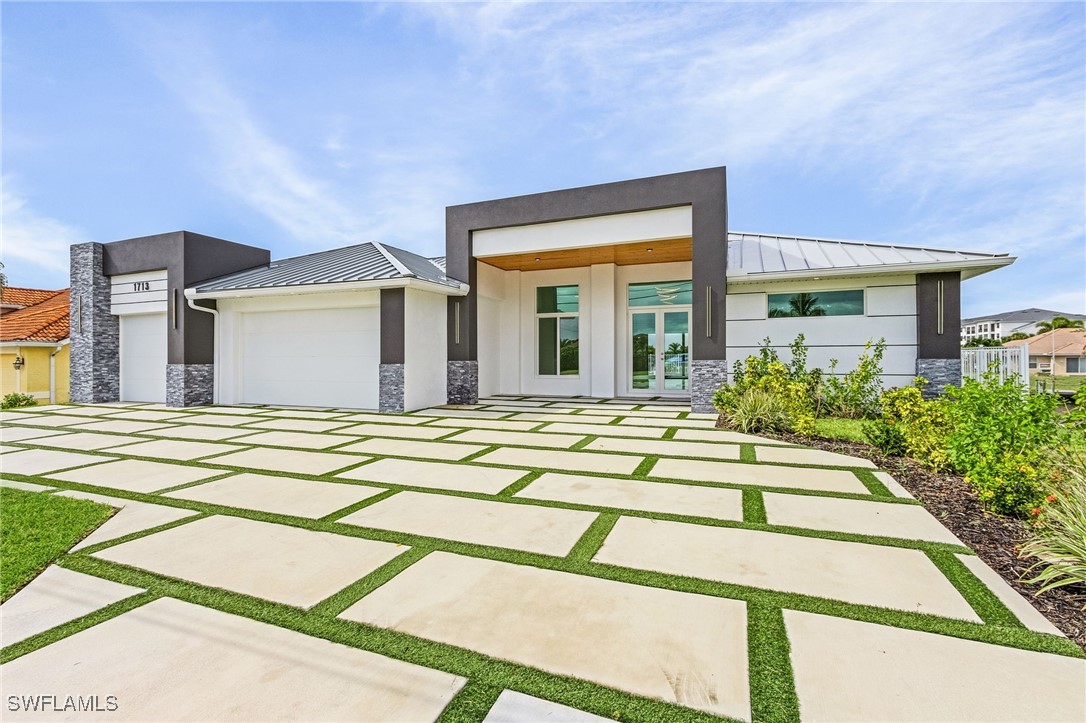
xmin=1020 ymin=446 xmax=1086 ymax=606
xmin=1 ymin=393 xmax=37 ymax=410
xmin=722 ymin=388 xmax=791 ymax=434
xmin=865 ymin=381 xmax=952 ymax=470
xmin=713 ymin=335 xmax=817 ymax=435
xmin=944 ymin=370 xmax=1059 ymax=516
xmin=821 ymin=338 xmax=887 ymax=419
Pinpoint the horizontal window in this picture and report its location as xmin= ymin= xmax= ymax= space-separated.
xmin=768 ymin=290 xmax=864 ymax=318
xmin=537 ymin=285 xmax=579 ymax=314
xmin=628 ymin=280 xmax=692 ymax=307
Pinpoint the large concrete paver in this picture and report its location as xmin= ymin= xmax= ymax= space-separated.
xmin=594 ymin=517 xmax=980 ymax=620
xmin=93 ymin=515 xmax=407 ymax=608
xmin=338 ymin=458 xmax=527 ymax=494
xmin=516 ymin=473 xmax=743 ymax=521
xmin=0 ymin=597 xmax=465 ymax=722
xmin=48 ymin=459 xmax=225 ymax=493
xmin=754 ymin=445 xmax=877 ymax=469
xmin=0 ymin=479 xmax=54 ymax=492
xmin=55 ymin=489 xmax=200 ymax=550
xmin=245 ymin=418 xmax=354 ymax=433
xmin=785 ymin=610 xmax=1086 ymax=722
xmin=539 ymin=422 xmax=666 ymax=439
xmin=206 ymin=447 xmax=366 ymax=476
xmin=165 ymin=473 xmax=386 ymax=518
xmin=4 ymin=414 xmax=102 ymax=428
xmin=102 ymin=439 xmax=247 ymax=461
xmin=341 ymin=552 xmax=750 ymax=720
xmin=673 ymin=428 xmax=793 ymax=445
xmin=68 ymin=419 xmax=172 ymax=434
xmin=650 ymin=458 xmax=869 ymax=494
xmin=511 ymin=413 xmax=618 ymax=425
xmin=334 ymin=412 xmax=434 ymax=425
xmin=427 ymin=418 xmax=541 ymax=432
xmin=412 ymin=408 xmax=509 ymax=419
xmin=444 ymin=429 xmax=587 ymax=449
xmin=585 ymin=436 xmax=742 ymax=460
xmin=142 ymin=425 xmax=258 ymax=441
xmin=1 ymin=449 xmax=110 ymax=476
xmin=105 ymin=410 xmax=193 ymax=423
xmin=0 ymin=566 xmax=143 ymax=647
xmin=339 ymin=491 xmax=597 ymax=555
xmin=260 ymin=409 xmax=349 ymax=420
xmin=873 ymin=470 xmax=914 ymax=499
xmin=227 ymin=430 xmax=358 ymax=450
xmin=763 ymin=492 xmax=962 ymax=545
xmin=0 ymin=427 xmax=68 ymax=442
xmin=16 ymin=432 xmax=138 ymax=451
xmin=335 ymin=423 xmax=453 ymax=439
xmin=474 ymin=447 xmax=643 ymax=475
xmin=483 ymin=691 xmax=611 ymax=722
xmin=617 ymin=417 xmax=717 ymax=429
xmin=955 ymin=554 xmax=1065 ymax=636
xmin=174 ymin=414 xmax=263 ymax=427
xmin=336 ymin=437 xmax=488 ymax=461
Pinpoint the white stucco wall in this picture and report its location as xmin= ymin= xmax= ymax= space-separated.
xmin=725 ymin=275 xmax=918 ymax=388
xmin=403 ymin=288 xmax=448 ymax=411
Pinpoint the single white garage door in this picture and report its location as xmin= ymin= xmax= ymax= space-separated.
xmin=120 ymin=313 xmax=167 ymax=403
xmin=240 ymin=307 xmax=379 ymax=409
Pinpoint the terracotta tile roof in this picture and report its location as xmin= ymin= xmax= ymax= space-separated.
xmin=0 ymin=287 xmax=62 ymax=308
xmin=0 ymin=289 xmax=70 ymax=343
xmin=1004 ymin=328 xmax=1086 ymax=357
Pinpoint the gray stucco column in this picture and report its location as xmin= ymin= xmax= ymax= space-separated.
xmin=915 ymin=271 xmax=963 ymax=398
xmin=69 ymin=242 xmax=120 ymax=403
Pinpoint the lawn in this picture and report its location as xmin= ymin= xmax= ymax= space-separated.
xmin=813 ymin=417 xmax=868 ymax=442
xmin=1031 ymin=374 xmax=1085 ymax=394
xmin=0 ymin=488 xmax=115 ymax=601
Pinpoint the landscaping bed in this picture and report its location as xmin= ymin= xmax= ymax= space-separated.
xmin=758 ymin=428 xmax=1086 ymax=649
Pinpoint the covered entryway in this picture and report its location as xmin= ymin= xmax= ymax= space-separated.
xmin=238 ymin=307 xmax=379 ymax=409
xmin=119 ymin=313 xmax=167 ymax=402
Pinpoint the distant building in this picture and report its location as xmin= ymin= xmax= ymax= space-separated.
xmin=0 ymin=287 xmax=71 ymax=403
xmin=961 ymin=308 xmax=1086 ymax=344
xmin=1004 ymin=328 xmax=1086 ymax=376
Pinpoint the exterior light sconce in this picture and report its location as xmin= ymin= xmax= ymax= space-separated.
xmin=646 ymin=248 xmax=653 ymax=253
xmin=534 ymin=257 xmax=541 ymax=262
xmin=12 ymin=356 xmax=25 ymax=371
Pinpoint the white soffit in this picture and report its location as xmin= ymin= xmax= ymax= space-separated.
xmin=472 ymin=206 xmax=692 ymax=258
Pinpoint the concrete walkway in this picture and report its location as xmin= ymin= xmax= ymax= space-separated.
xmin=1 ymin=397 xmax=1082 ymax=722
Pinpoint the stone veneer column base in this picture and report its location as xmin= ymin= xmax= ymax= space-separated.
xmin=690 ymin=359 xmax=728 ymax=414
xmin=447 ymin=361 xmax=479 ymax=405
xmin=69 ymin=243 xmax=120 ymax=403
xmin=379 ymin=364 xmax=405 ymax=413
xmin=166 ymin=364 xmax=214 ymax=407
xmin=916 ymin=358 xmax=962 ymax=399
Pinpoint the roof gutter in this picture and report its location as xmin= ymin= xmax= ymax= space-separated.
xmin=725 ymin=256 xmax=1016 ymax=285
xmin=184 ymin=276 xmax=469 ymax=301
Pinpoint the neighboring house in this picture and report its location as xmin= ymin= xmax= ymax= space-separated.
xmin=0 ymin=288 xmax=71 ymax=403
xmin=1004 ymin=328 xmax=1086 ymax=376
xmin=961 ymin=308 xmax=1086 ymax=344
xmin=68 ymin=168 xmax=1015 ymax=412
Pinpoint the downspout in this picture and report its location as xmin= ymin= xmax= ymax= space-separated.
xmin=186 ymin=297 xmax=219 ymax=404
xmin=50 ymin=339 xmax=69 ymax=404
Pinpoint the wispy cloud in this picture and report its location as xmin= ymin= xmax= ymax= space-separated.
xmin=0 ymin=175 xmax=87 ymax=278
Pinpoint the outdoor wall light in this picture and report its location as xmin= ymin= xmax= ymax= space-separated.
xmin=12 ymin=356 xmax=25 ymax=370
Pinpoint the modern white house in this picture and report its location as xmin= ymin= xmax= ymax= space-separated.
xmin=69 ymin=168 xmax=1015 ymax=412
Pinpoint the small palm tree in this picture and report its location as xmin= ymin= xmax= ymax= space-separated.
xmin=1036 ymin=316 xmax=1085 ymax=332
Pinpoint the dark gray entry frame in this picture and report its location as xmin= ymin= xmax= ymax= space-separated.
xmin=444 ymin=167 xmax=729 ymax=408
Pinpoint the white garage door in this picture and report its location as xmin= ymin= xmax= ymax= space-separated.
xmin=240 ymin=307 xmax=380 ymax=409
xmin=120 ymin=313 xmax=167 ymax=403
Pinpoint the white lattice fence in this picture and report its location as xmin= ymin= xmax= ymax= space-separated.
xmin=961 ymin=344 xmax=1030 ymax=388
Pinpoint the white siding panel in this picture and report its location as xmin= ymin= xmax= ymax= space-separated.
xmin=867 ymin=285 xmax=916 ymax=316
xmin=120 ymin=313 xmax=167 ymax=403
xmin=726 ymin=315 xmax=917 ymax=348
xmin=725 ymin=293 xmax=766 ymax=321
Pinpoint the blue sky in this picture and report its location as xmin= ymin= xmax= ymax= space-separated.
xmin=3 ymin=2 xmax=1084 ymax=318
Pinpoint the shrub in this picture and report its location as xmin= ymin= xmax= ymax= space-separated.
xmin=821 ymin=338 xmax=887 ymax=419
xmin=1 ymin=393 xmax=37 ymax=410
xmin=1020 ymin=446 xmax=1086 ymax=606
xmin=865 ymin=381 xmax=952 ymax=470
xmin=714 ymin=337 xmax=817 ymax=435
xmin=944 ymin=370 xmax=1059 ymax=516
xmin=723 ymin=388 xmax=791 ymax=434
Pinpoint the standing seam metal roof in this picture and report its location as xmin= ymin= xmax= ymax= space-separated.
xmin=193 ymin=242 xmax=458 ymax=292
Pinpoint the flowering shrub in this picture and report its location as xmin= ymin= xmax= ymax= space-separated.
xmin=713 ymin=336 xmax=817 ymax=434
xmin=864 ymin=381 xmax=951 ymax=470
xmin=1 ymin=393 xmax=37 ymax=410
xmin=822 ymin=339 xmax=887 ymax=419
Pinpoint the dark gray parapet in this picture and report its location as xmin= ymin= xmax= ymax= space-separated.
xmin=691 ymin=359 xmax=728 ymax=414
xmin=69 ymin=243 xmax=120 ymax=403
xmin=447 ymin=360 xmax=479 ymax=405
xmin=379 ymin=363 xmax=405 ymax=413
xmin=166 ymin=364 xmax=214 ymax=407
xmin=917 ymin=358 xmax=962 ymax=398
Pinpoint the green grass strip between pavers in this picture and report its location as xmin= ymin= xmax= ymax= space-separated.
xmin=747 ymin=603 xmax=801 ymax=723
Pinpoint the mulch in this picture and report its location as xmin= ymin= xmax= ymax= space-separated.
xmin=758 ymin=429 xmax=1086 ymax=650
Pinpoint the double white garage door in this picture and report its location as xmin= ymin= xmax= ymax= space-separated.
xmin=238 ymin=307 xmax=380 ymax=410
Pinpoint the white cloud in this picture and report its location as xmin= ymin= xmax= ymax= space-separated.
xmin=0 ymin=176 xmax=86 ymax=277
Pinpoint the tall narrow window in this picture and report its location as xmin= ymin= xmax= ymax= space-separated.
xmin=537 ymin=285 xmax=579 ymax=375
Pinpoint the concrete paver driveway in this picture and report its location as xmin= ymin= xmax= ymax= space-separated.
xmin=1 ymin=397 xmax=1083 ymax=722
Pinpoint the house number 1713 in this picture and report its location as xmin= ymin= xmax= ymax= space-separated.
xmin=133 ymin=281 xmax=151 ymax=292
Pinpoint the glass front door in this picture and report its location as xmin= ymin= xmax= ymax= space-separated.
xmin=629 ymin=309 xmax=690 ymax=394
